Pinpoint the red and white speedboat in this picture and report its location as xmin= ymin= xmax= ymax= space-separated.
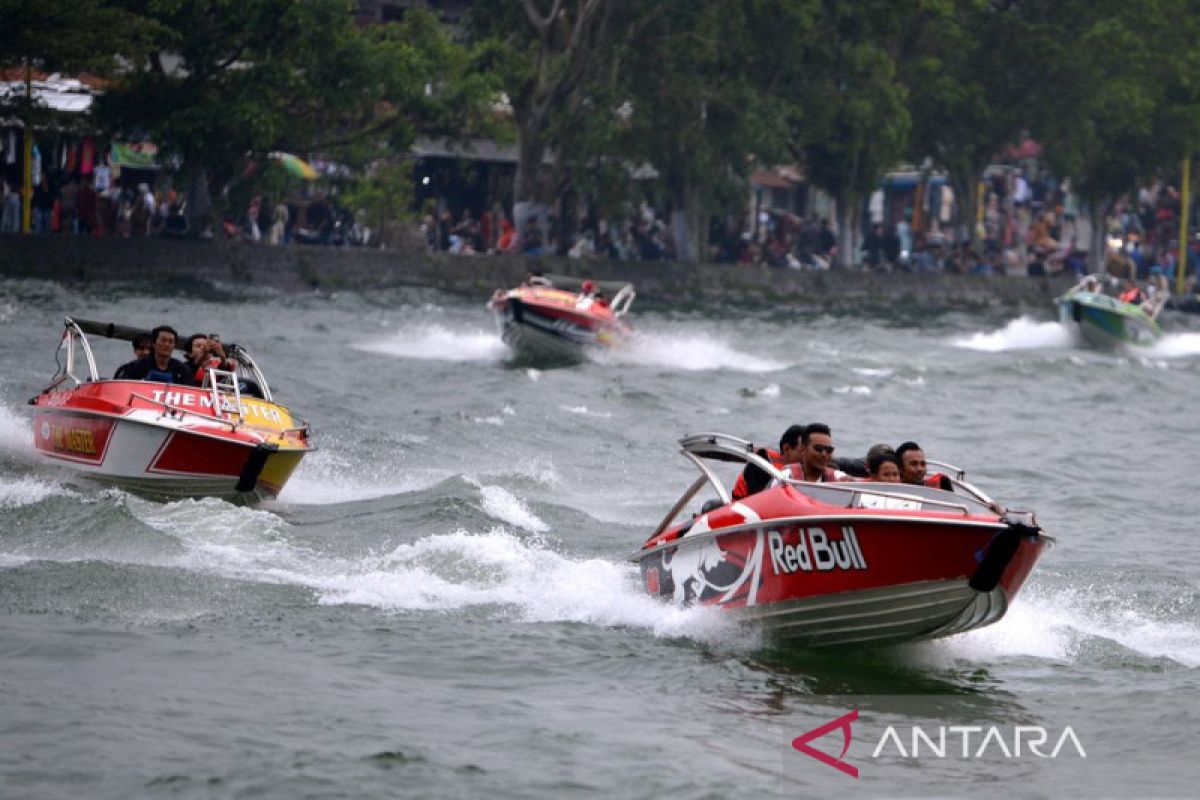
xmin=636 ymin=433 xmax=1051 ymax=647
xmin=488 ymin=274 xmax=634 ymax=363
xmin=30 ymin=318 xmax=314 ymax=500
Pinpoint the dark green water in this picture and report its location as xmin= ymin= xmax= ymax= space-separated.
xmin=1 ymin=278 xmax=1198 ymax=798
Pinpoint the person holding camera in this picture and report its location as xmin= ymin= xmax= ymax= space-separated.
xmin=184 ymin=333 xmax=231 ymax=386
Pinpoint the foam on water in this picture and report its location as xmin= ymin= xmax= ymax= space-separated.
xmin=353 ymin=323 xmax=507 ymax=362
xmin=478 ymin=484 xmax=549 ymax=533
xmin=1145 ymin=331 xmax=1200 ymax=359
xmin=126 ymin=496 xmax=305 ymax=574
xmin=598 ymin=331 xmax=787 ymax=373
xmin=559 ymin=405 xmax=613 ymax=418
xmin=952 ymin=317 xmax=1074 ymax=352
xmin=116 ymin=503 xmax=749 ymax=646
xmin=106 ymin=481 xmax=744 ymax=645
xmin=912 ymin=582 xmax=1200 ymax=668
xmin=274 ymin=449 xmax=453 ymax=506
xmin=0 ymin=400 xmax=34 ymax=458
xmin=0 ymin=475 xmax=65 ymax=510
xmin=305 ymin=528 xmax=751 ymax=645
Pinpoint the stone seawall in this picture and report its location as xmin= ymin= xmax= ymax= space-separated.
xmin=0 ymin=234 xmax=1073 ymax=312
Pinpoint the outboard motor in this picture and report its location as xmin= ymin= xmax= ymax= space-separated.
xmin=970 ymin=512 xmax=1040 ymax=593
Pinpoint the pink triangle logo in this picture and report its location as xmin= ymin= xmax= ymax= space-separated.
xmin=791 ymin=709 xmax=859 ymax=778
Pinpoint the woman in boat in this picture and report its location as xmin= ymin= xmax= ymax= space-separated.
xmin=865 ymin=452 xmax=902 ymax=483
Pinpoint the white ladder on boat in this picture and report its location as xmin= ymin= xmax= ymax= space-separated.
xmin=205 ymin=367 xmax=244 ymax=422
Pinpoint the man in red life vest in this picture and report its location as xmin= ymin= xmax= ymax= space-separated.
xmin=786 ymin=423 xmax=850 ymax=483
xmin=1118 ymin=280 xmax=1146 ymax=305
xmin=732 ymin=423 xmax=806 ymax=500
xmin=896 ymin=441 xmax=953 ymax=490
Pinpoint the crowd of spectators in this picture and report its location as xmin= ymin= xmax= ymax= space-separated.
xmin=4 ymin=165 xmax=1197 ymax=292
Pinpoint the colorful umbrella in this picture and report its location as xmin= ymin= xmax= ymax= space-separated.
xmin=268 ymin=151 xmax=318 ymax=180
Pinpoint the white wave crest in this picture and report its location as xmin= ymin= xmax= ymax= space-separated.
xmin=0 ymin=475 xmax=63 ymax=509
xmin=908 ymin=582 xmax=1200 ymax=668
xmin=479 ymin=485 xmax=549 ymax=533
xmin=353 ymin=323 xmax=507 ymax=363
xmin=307 ymin=528 xmax=751 ymax=645
xmin=952 ymin=317 xmax=1074 ymax=352
xmin=1145 ymin=332 xmax=1200 ymax=359
xmin=0 ymin=402 xmax=33 ymax=457
xmin=598 ymin=332 xmax=787 ymax=373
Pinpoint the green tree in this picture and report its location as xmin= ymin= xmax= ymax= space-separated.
xmin=464 ymin=0 xmax=630 ymax=245
xmin=0 ymin=0 xmax=159 ymax=228
xmin=608 ymin=0 xmax=803 ymax=261
xmin=340 ymin=160 xmax=415 ymax=247
xmin=777 ymin=0 xmax=912 ymax=267
xmin=1034 ymin=0 xmax=1200 ymax=269
xmin=899 ymin=0 xmax=1042 ymax=253
xmin=95 ymin=1 xmax=495 ymax=233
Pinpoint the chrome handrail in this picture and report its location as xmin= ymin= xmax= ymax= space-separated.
xmin=612 ymin=284 xmax=636 ymax=317
xmin=780 ymin=478 xmax=972 ymax=515
xmin=128 ymin=391 xmax=240 ymax=431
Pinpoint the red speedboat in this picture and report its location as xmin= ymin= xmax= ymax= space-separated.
xmin=30 ymin=318 xmax=314 ymax=500
xmin=636 ymin=433 xmax=1051 ymax=647
xmin=488 ymin=274 xmax=635 ymax=363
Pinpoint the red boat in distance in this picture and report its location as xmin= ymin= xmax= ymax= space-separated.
xmin=635 ymin=433 xmax=1051 ymax=647
xmin=29 ymin=318 xmax=315 ymax=501
xmin=488 ymin=273 xmax=635 ymax=363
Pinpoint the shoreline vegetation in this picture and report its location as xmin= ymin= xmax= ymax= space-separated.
xmin=0 ymin=234 xmax=1073 ymax=313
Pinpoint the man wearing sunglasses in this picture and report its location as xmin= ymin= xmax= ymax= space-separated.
xmin=774 ymin=422 xmax=849 ymax=484
xmin=798 ymin=423 xmax=849 ymax=482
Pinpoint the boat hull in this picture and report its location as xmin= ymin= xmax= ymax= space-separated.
xmin=636 ymin=510 xmax=1046 ymax=647
xmin=31 ymin=381 xmax=311 ymax=500
xmin=1058 ymin=290 xmax=1162 ymax=348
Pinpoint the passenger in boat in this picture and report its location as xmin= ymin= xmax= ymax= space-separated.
xmin=832 ymin=442 xmax=893 ymax=479
xmin=576 ymin=279 xmax=597 ymax=310
xmin=184 ymin=333 xmax=232 ymax=385
xmin=183 ymin=333 xmax=265 ymax=398
xmin=112 ymin=325 xmax=194 ymax=385
xmin=1118 ymin=280 xmax=1146 ymax=305
xmin=895 ymin=441 xmax=953 ymax=490
xmin=775 ymin=423 xmax=850 ymax=484
xmin=865 ymin=452 xmax=902 ymax=483
xmin=732 ymin=423 xmax=805 ymax=499
xmin=113 ymin=333 xmax=154 ymax=378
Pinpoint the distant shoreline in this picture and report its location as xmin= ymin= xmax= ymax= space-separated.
xmin=0 ymin=234 xmax=1074 ymax=313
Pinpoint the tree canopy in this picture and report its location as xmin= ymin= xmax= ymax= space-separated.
xmin=10 ymin=0 xmax=1200 ymax=257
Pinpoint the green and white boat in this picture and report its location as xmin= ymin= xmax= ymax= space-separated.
xmin=1057 ymin=277 xmax=1164 ymax=349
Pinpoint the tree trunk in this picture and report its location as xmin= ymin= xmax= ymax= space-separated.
xmin=512 ymin=114 xmax=552 ymax=250
xmin=952 ymin=172 xmax=979 ymax=253
xmin=1087 ymin=198 xmax=1109 ymax=273
xmin=834 ymin=189 xmax=857 ymax=269
xmin=186 ymin=169 xmax=213 ymax=237
xmin=668 ymin=171 xmax=704 ymax=262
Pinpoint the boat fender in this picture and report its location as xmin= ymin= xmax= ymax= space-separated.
xmin=236 ymin=442 xmax=278 ymax=493
xmin=1072 ymin=300 xmax=1083 ymax=323
xmin=511 ymin=298 xmax=525 ymax=323
xmin=969 ymin=520 xmax=1039 ymax=593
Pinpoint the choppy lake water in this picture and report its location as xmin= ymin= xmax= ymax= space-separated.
xmin=1 ymin=278 xmax=1198 ymax=798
